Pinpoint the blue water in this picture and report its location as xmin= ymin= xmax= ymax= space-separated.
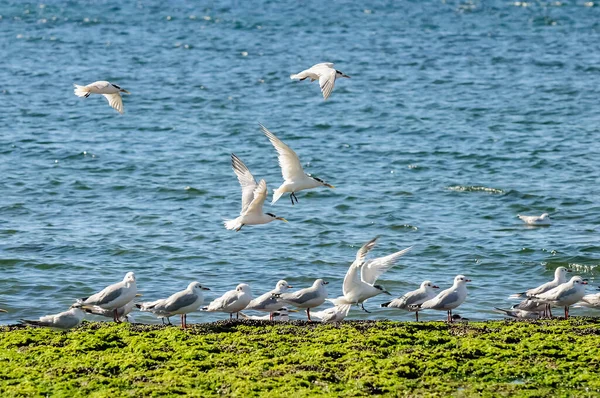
xmin=1 ymin=0 xmax=600 ymax=324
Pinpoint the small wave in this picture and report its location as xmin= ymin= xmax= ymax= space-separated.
xmin=447 ymin=186 xmax=505 ymax=194
xmin=569 ymin=263 xmax=598 ymax=273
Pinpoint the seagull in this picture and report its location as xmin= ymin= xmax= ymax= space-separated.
xmin=204 ymin=283 xmax=252 ymax=320
xmin=77 ymin=272 xmax=137 ymax=323
xmin=275 ymin=279 xmax=329 ymax=321
xmin=509 ymin=266 xmax=571 ymax=317
xmin=412 ymin=275 xmax=471 ymax=322
xmin=494 ymin=306 xmax=541 ymax=319
xmin=310 ymin=304 xmax=352 ymax=323
xmin=518 ymin=213 xmax=551 ymax=226
xmin=329 ymin=237 xmax=413 ymax=312
xmin=83 ymin=299 xmax=137 ymax=323
xmin=245 ymin=280 xmax=293 ymax=320
xmin=381 ymin=280 xmax=440 ymax=321
xmin=240 ymin=307 xmax=295 ymax=321
xmin=20 ymin=305 xmax=85 ymax=330
xmin=261 ymin=124 xmax=334 ymax=205
xmin=531 ymin=276 xmax=588 ymax=319
xmin=577 ymin=293 xmax=600 ymax=310
xmin=224 ymin=154 xmax=287 ymax=231
xmin=290 ymin=63 xmax=350 ymax=100
xmin=73 ymin=81 xmax=130 ymax=114
xmin=136 ymin=282 xmax=210 ymax=328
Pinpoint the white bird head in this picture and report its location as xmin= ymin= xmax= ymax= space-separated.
xmin=276 ymin=280 xmax=292 ymax=291
xmin=123 ymin=272 xmax=136 ymax=284
xmin=555 ymin=266 xmax=571 ymax=280
xmin=308 ymin=175 xmax=335 ymax=189
xmin=111 ymin=83 xmax=130 ymax=94
xmin=314 ymin=279 xmax=329 ymax=288
xmin=189 ymin=281 xmax=210 ymax=292
xmin=336 ymin=70 xmax=350 ymax=79
xmin=265 ymin=212 xmax=288 ymax=223
xmin=236 ymin=283 xmax=251 ymax=293
xmin=569 ymin=276 xmax=587 ymax=286
xmin=454 ymin=275 xmax=471 ymax=285
xmin=421 ymin=280 xmax=440 ymax=291
xmin=540 ymin=213 xmax=550 ymax=219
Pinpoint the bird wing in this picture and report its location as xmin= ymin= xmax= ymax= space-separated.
xmin=209 ymin=291 xmax=239 ymax=311
xmin=103 ymin=93 xmax=124 ymax=114
xmin=243 ymin=179 xmax=267 ymax=216
xmin=525 ymin=280 xmax=556 ymax=296
xmin=361 ymin=246 xmax=413 ymax=285
xmin=311 ymin=62 xmax=335 ymax=69
xmin=231 ymin=154 xmax=257 ymax=215
xmin=83 ymin=284 xmax=124 ymax=306
xmin=163 ymin=291 xmax=199 ymax=312
xmin=260 ymin=124 xmax=305 ymax=183
xmin=342 ymin=237 xmax=378 ymax=296
xmin=318 ymin=68 xmax=337 ymax=100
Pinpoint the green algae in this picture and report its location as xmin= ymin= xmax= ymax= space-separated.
xmin=1 ymin=319 xmax=600 ymax=397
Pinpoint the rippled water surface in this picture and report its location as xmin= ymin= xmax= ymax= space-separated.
xmin=1 ymin=0 xmax=600 ymax=323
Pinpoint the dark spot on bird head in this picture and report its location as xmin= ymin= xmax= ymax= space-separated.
xmin=112 ymin=84 xmax=121 ymax=89
xmin=266 ymin=213 xmax=277 ymax=218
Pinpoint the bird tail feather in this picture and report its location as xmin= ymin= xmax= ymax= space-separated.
xmin=73 ymin=84 xmax=90 ymax=97
xmin=271 ymin=188 xmax=284 ymax=205
xmin=224 ymin=218 xmax=242 ymax=231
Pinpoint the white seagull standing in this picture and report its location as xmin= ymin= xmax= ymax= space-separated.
xmin=137 ymin=282 xmax=210 ymax=328
xmin=330 ymin=237 xmax=413 ymax=312
xmin=245 ymin=280 xmax=293 ymax=320
xmin=73 ymin=81 xmax=130 ymax=114
xmin=224 ymin=154 xmax=288 ymax=231
xmin=204 ymin=283 xmax=252 ymax=320
xmin=77 ymin=272 xmax=138 ymax=323
xmin=413 ymin=275 xmax=471 ymax=322
xmin=290 ymin=63 xmax=350 ymax=100
xmin=381 ymin=280 xmax=440 ymax=321
xmin=20 ymin=305 xmax=86 ymax=330
xmin=531 ymin=276 xmax=588 ymax=319
xmin=310 ymin=304 xmax=352 ymax=323
xmin=518 ymin=213 xmax=551 ymax=226
xmin=509 ymin=266 xmax=571 ymax=317
xmin=276 ymin=279 xmax=329 ymax=321
xmin=261 ymin=124 xmax=334 ymax=205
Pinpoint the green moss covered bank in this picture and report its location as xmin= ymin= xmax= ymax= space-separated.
xmin=1 ymin=318 xmax=600 ymax=396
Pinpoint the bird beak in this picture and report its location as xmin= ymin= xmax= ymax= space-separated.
xmin=465 ymin=279 xmax=472 ymax=282
xmin=432 ymin=285 xmax=440 ymax=289
xmin=135 ymin=293 xmax=143 ymax=297
xmin=288 ymin=309 xmax=298 ymax=313
xmin=325 ymin=183 xmax=335 ymax=189
xmin=202 ymin=287 xmax=211 ymax=291
xmin=567 ymin=269 xmax=572 ymax=272
xmin=121 ymin=89 xmax=131 ymax=94
xmin=343 ymin=74 xmax=350 ymax=78
xmin=0 ymin=309 xmax=7 ymax=313
xmin=582 ymin=281 xmax=588 ymax=285
xmin=323 ymin=281 xmax=329 ymax=285
xmin=276 ymin=217 xmax=288 ymax=222
xmin=287 ymin=285 xmax=293 ymax=289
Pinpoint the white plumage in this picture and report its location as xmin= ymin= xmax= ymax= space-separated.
xmin=531 ymin=276 xmax=588 ymax=319
xmin=381 ymin=280 xmax=439 ymax=321
xmin=416 ymin=275 xmax=471 ymax=322
xmin=290 ymin=63 xmax=350 ymax=100
xmin=518 ymin=213 xmax=551 ymax=226
xmin=20 ymin=306 xmax=86 ymax=330
xmin=204 ymin=283 xmax=252 ymax=319
xmin=73 ymin=81 xmax=130 ymax=114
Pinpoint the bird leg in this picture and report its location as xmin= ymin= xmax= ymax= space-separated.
xmin=113 ymin=309 xmax=121 ymax=323
xmin=236 ymin=312 xmax=239 ymax=320
xmin=306 ymin=308 xmax=312 ymax=321
xmin=564 ymin=306 xmax=569 ymax=320
xmin=448 ymin=310 xmax=453 ymax=323
xmin=167 ymin=317 xmax=172 ymax=325
xmin=270 ymin=312 xmax=273 ymax=321
xmin=236 ymin=225 xmax=244 ymax=232
xmin=229 ymin=313 xmax=233 ymax=320
xmin=547 ymin=304 xmax=553 ymax=318
xmin=293 ymin=192 xmax=299 ymax=204
xmin=360 ymin=303 xmax=371 ymax=313
xmin=84 ymin=93 xmax=90 ymax=98
xmin=415 ymin=311 xmax=419 ymax=322
xmin=181 ymin=314 xmax=186 ymax=329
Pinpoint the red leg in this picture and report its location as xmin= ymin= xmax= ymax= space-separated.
xmin=270 ymin=312 xmax=273 ymax=321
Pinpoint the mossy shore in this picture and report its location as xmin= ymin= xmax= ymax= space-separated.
xmin=1 ymin=318 xmax=600 ymax=397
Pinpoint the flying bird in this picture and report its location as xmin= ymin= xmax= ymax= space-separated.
xmin=330 ymin=237 xmax=413 ymax=312
xmin=381 ymin=280 xmax=439 ymax=321
xmin=76 ymin=272 xmax=137 ymax=323
xmin=224 ymin=154 xmax=287 ymax=231
xmin=73 ymin=81 xmax=130 ymax=114
xmin=261 ymin=124 xmax=334 ymax=205
xmin=137 ymin=282 xmax=210 ymax=328
xmin=290 ymin=63 xmax=350 ymax=100
xmin=310 ymin=304 xmax=352 ymax=323
xmin=518 ymin=213 xmax=551 ymax=226
xmin=20 ymin=305 xmax=85 ymax=330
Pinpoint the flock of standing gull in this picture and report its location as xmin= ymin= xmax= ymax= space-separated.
xmin=7 ymin=63 xmax=599 ymax=330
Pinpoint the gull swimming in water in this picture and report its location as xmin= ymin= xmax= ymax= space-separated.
xmin=240 ymin=307 xmax=295 ymax=321
xmin=381 ymin=280 xmax=439 ymax=321
xmin=204 ymin=283 xmax=252 ymax=320
xmin=261 ymin=124 xmax=334 ymax=205
xmin=290 ymin=63 xmax=350 ymax=100
xmin=224 ymin=154 xmax=287 ymax=231
xmin=412 ymin=275 xmax=471 ymax=322
xmin=275 ymin=279 xmax=329 ymax=321
xmin=137 ymin=282 xmax=210 ymax=328
xmin=20 ymin=305 xmax=85 ymax=330
xmin=245 ymin=280 xmax=293 ymax=320
xmin=530 ymin=276 xmax=588 ymax=319
xmin=73 ymin=81 xmax=130 ymax=114
xmin=329 ymin=237 xmax=413 ymax=312
xmin=77 ymin=272 xmax=137 ymax=323
xmin=518 ymin=213 xmax=551 ymax=226
xmin=310 ymin=304 xmax=352 ymax=323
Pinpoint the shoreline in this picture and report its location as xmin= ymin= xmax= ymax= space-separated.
xmin=2 ymin=318 xmax=600 ymax=396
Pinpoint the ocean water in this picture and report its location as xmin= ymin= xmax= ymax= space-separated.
xmin=1 ymin=0 xmax=599 ymax=324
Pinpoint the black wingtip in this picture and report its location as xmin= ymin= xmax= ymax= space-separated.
xmin=381 ymin=301 xmax=391 ymax=308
